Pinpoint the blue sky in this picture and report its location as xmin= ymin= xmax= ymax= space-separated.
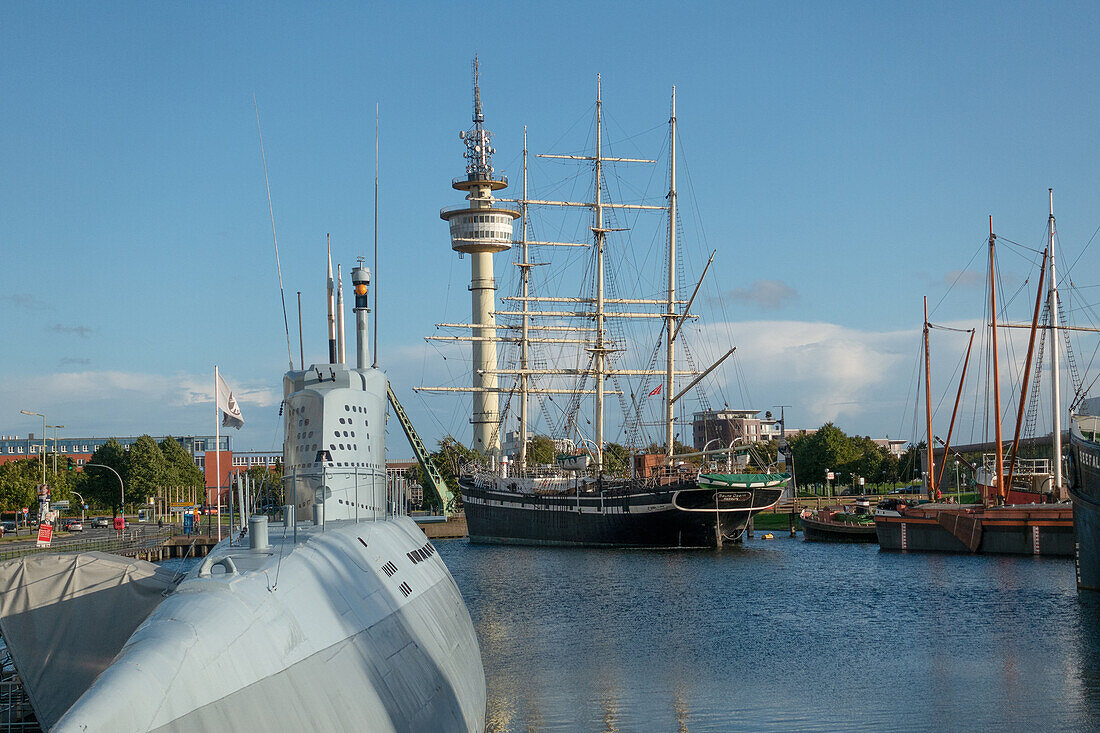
xmin=2 ymin=2 xmax=1099 ymax=457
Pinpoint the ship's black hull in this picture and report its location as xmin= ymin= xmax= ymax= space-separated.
xmin=460 ymin=478 xmax=784 ymax=548
xmin=1071 ymin=431 xmax=1100 ymax=591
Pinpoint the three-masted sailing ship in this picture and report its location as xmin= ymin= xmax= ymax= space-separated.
xmin=419 ymin=66 xmax=787 ymax=548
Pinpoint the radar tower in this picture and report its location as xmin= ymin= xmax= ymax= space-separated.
xmin=439 ymin=57 xmax=519 ymax=459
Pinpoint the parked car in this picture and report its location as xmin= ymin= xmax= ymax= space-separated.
xmin=0 ymin=521 xmax=16 ymax=533
xmin=889 ymin=485 xmax=922 ymax=494
xmin=91 ymin=517 xmax=110 ymax=529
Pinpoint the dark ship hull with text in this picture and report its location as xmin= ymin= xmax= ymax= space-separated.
xmin=460 ymin=473 xmax=786 ymax=548
xmin=1071 ymin=411 xmax=1100 ymax=591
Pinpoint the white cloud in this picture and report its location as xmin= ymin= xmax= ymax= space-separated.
xmin=693 ymin=320 xmax=916 ymax=431
xmin=0 ymin=370 xmax=281 ymax=441
xmin=50 ymin=324 xmax=94 ymax=337
xmin=718 ymin=280 xmax=800 ymax=311
xmin=943 ymin=269 xmax=983 ymax=289
xmin=1 ymin=293 xmax=48 ymax=310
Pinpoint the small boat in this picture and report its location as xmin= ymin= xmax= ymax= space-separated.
xmin=800 ymin=499 xmax=877 ymax=543
xmin=555 ymin=453 xmax=590 ymax=472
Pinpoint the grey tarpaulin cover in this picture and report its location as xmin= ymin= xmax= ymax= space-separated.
xmin=0 ymin=552 xmax=174 ymax=730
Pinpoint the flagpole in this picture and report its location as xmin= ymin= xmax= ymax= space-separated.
xmin=215 ymin=365 xmax=222 ymax=541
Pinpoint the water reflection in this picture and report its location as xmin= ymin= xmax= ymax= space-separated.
xmin=673 ymin=687 xmax=690 ymax=733
xmin=441 ymin=538 xmax=1094 ymax=732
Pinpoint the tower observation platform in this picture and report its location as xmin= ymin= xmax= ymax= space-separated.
xmin=438 ymin=57 xmax=519 ymax=459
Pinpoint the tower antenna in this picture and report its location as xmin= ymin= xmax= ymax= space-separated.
xmin=473 ymin=55 xmax=483 ymax=124
xmin=253 ymin=93 xmax=294 ymax=370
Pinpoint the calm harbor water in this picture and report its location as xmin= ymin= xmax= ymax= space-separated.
xmin=438 ymin=536 xmax=1100 ymax=732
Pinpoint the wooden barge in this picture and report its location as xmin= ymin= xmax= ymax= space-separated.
xmin=875 ymin=502 xmax=1073 ymax=556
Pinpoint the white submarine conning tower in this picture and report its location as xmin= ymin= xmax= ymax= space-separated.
xmin=439 ymin=57 xmax=519 ymax=458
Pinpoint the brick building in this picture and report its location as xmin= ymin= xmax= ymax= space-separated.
xmin=691 ymin=409 xmax=785 ymax=450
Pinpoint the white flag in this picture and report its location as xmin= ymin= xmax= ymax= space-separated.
xmin=216 ymin=371 xmax=245 ymax=429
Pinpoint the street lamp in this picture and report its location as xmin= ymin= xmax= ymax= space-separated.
xmin=46 ymin=424 xmax=65 ymax=474
xmin=20 ymin=410 xmax=46 ymax=487
xmin=71 ymin=490 xmax=86 ymax=524
xmin=86 ymin=463 xmax=124 ymax=517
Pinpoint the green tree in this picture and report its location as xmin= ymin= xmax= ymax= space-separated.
xmin=159 ymin=437 xmax=205 ymax=488
xmin=881 ymin=451 xmax=901 ymax=485
xmin=246 ymin=464 xmax=283 ymax=509
xmin=789 ymin=423 xmax=861 ymax=484
xmin=603 ymin=443 xmax=631 ymax=476
xmin=127 ymin=435 xmax=167 ymax=504
xmin=0 ymin=458 xmax=40 ymax=513
xmin=84 ymin=439 xmax=128 ymax=514
xmin=642 ymin=439 xmax=694 ymax=459
xmin=849 ymin=436 xmax=887 ymax=486
xmin=526 ymin=435 xmax=557 ymax=465
xmin=898 ymin=442 xmax=925 ymax=484
xmin=405 ymin=436 xmax=482 ymax=509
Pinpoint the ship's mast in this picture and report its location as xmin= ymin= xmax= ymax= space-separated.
xmin=593 ymin=75 xmax=606 ymax=471
xmin=665 ymin=88 xmax=677 ymax=465
xmin=1048 ymin=188 xmax=1064 ymax=496
xmin=424 ymin=77 xmax=714 ymax=476
xmin=923 ymin=296 xmax=935 ymax=497
xmin=518 ymin=127 xmax=530 ymax=472
xmin=990 ymin=217 xmax=1004 ymax=503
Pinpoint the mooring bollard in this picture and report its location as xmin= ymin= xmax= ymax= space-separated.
xmin=790 ymin=511 xmax=797 ymax=536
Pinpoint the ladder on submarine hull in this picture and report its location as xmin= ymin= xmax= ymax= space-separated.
xmin=386 ymin=384 xmax=455 ymax=515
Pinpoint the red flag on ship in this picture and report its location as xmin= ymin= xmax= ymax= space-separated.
xmin=648 ymin=384 xmax=662 ymax=397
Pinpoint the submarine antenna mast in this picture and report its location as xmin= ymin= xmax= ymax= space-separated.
xmin=327 ymin=235 xmax=337 ymax=364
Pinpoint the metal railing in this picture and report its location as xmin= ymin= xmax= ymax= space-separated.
xmin=0 ymin=639 xmax=40 ymax=732
xmin=981 ymin=454 xmax=1051 ymax=475
xmin=281 ymin=466 xmax=400 ymax=524
xmin=0 ymin=527 xmax=172 ymax=562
